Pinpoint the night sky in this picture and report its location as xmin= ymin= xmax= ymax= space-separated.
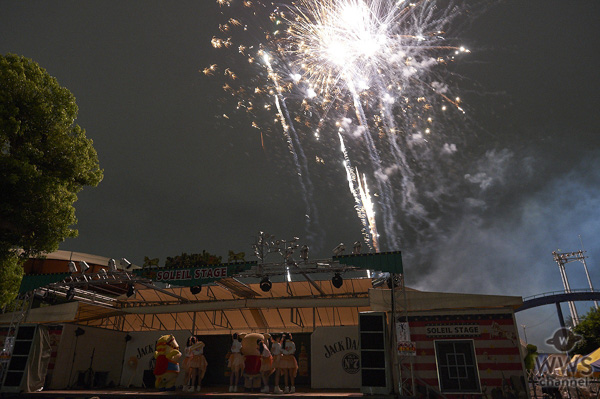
xmin=2 ymin=0 xmax=599 ymax=351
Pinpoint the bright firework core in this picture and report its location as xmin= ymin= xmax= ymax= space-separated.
xmin=283 ymin=0 xmax=461 ymax=96
xmin=321 ymin=2 xmax=385 ymax=66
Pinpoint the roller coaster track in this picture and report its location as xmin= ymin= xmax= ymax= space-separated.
xmin=516 ymin=288 xmax=600 ymax=312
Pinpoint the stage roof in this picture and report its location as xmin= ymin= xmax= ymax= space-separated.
xmin=2 ymin=250 xmax=522 ymax=335
xmin=3 ymin=276 xmax=375 ymax=334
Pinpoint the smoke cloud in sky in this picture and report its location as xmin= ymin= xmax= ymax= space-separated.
xmin=408 ymin=151 xmax=600 ymax=351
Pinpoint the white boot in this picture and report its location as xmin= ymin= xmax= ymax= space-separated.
xmin=261 ymin=385 xmax=270 ymax=393
xmin=284 ymin=386 xmax=290 ymax=393
xmin=290 ymin=386 xmax=295 ymax=393
xmin=273 ymin=386 xmax=283 ymax=394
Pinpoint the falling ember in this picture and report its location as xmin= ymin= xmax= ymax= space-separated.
xmin=202 ymin=64 xmax=218 ymax=75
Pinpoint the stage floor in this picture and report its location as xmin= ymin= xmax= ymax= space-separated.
xmin=6 ymin=387 xmax=396 ymax=399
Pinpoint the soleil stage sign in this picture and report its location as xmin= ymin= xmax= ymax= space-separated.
xmin=133 ymin=261 xmax=256 ymax=287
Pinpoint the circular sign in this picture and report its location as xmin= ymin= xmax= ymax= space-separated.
xmin=342 ymin=352 xmax=360 ymax=374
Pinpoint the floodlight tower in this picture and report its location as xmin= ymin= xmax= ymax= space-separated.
xmin=552 ymin=250 xmax=599 ymax=327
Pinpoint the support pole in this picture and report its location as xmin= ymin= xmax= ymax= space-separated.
xmin=556 ymin=302 xmax=566 ymax=329
xmin=401 ymin=274 xmax=415 ymax=397
xmin=390 ymin=273 xmax=399 ymax=395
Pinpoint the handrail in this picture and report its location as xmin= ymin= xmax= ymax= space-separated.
xmin=522 ymin=288 xmax=600 ymax=301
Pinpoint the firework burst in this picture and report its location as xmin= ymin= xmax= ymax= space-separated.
xmin=208 ymin=0 xmax=488 ymax=252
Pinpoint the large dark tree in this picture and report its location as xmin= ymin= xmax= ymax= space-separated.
xmin=571 ymin=306 xmax=600 ymax=356
xmin=0 ymin=54 xmax=103 ymax=305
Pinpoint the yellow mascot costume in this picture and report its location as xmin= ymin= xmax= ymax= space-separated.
xmin=241 ymin=332 xmax=264 ymax=390
xmin=153 ymin=335 xmax=181 ymax=391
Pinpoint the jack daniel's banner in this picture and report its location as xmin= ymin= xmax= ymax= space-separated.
xmin=311 ymin=326 xmax=360 ymax=389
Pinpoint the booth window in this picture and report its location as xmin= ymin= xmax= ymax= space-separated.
xmin=434 ymin=340 xmax=481 ymax=393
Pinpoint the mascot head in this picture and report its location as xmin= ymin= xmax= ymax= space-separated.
xmin=155 ymin=335 xmax=181 ymax=361
xmin=241 ymin=332 xmax=263 ymax=356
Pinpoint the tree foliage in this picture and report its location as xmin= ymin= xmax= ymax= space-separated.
xmin=164 ymin=251 xmax=223 ymax=268
xmin=0 ymin=54 xmax=103 ymax=305
xmin=571 ymin=306 xmax=600 ymax=355
xmin=0 ymin=252 xmax=24 ymax=307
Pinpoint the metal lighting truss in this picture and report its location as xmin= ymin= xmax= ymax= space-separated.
xmin=20 ymin=258 xmax=364 ymax=311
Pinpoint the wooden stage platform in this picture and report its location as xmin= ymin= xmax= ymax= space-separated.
xmin=2 ymin=387 xmax=398 ymax=399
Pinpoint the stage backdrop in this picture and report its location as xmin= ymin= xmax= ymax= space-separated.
xmin=311 ymin=326 xmax=360 ymax=389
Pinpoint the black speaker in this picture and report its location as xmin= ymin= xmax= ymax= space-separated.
xmin=358 ymin=312 xmax=391 ymax=394
xmin=2 ymin=326 xmax=38 ymax=391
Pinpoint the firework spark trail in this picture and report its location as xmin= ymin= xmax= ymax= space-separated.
xmin=348 ymin=86 xmax=398 ymax=248
xmin=262 ymin=52 xmax=324 ymax=248
xmin=278 ymin=0 xmax=476 ymax=250
xmin=378 ymin=87 xmax=430 ymax=228
xmin=357 ymin=170 xmax=379 ymax=251
xmin=338 ymin=132 xmax=378 ymax=250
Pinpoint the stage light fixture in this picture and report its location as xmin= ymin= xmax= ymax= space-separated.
xmin=126 ymin=284 xmax=135 ymax=298
xmin=66 ymin=287 xmax=75 ymax=301
xmin=260 ymin=276 xmax=272 ymax=292
xmin=120 ymin=258 xmax=132 ymax=269
xmin=79 ymin=261 xmax=90 ymax=273
xmin=190 ymin=286 xmax=202 ymax=295
xmin=353 ymin=241 xmax=362 ymax=254
xmin=332 ymin=243 xmax=346 ymax=256
xmin=108 ymin=258 xmax=117 ymax=272
xmin=68 ymin=261 xmax=77 ymax=273
xmin=300 ymin=245 xmax=309 ymax=261
xmin=386 ymin=276 xmax=400 ymax=289
xmin=332 ymin=273 xmax=343 ymax=289
xmin=40 ymin=290 xmax=56 ymax=305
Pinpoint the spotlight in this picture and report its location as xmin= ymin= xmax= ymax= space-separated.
xmin=190 ymin=286 xmax=202 ymax=295
xmin=79 ymin=261 xmax=90 ymax=273
xmin=41 ymin=291 xmax=56 ymax=305
xmin=68 ymin=261 xmax=77 ymax=273
xmin=66 ymin=287 xmax=75 ymax=301
xmin=120 ymin=258 xmax=132 ymax=269
xmin=332 ymin=273 xmax=343 ymax=289
xmin=332 ymin=243 xmax=345 ymax=256
xmin=352 ymin=241 xmax=362 ymax=255
xmin=300 ymin=245 xmax=309 ymax=262
xmin=108 ymin=258 xmax=117 ymax=272
xmin=386 ymin=276 xmax=400 ymax=289
xmin=75 ymin=327 xmax=85 ymax=337
xmin=260 ymin=276 xmax=272 ymax=292
xmin=126 ymin=284 xmax=135 ymax=298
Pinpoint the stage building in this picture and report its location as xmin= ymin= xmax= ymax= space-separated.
xmin=0 ymin=250 xmax=528 ymax=398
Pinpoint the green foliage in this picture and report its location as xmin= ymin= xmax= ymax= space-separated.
xmin=0 ymin=54 xmax=103 ymax=301
xmin=571 ymin=306 xmax=600 ymax=355
xmin=0 ymin=253 xmax=24 ymax=307
xmin=164 ymin=251 xmax=222 ymax=268
xmin=524 ymin=344 xmax=538 ymax=371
